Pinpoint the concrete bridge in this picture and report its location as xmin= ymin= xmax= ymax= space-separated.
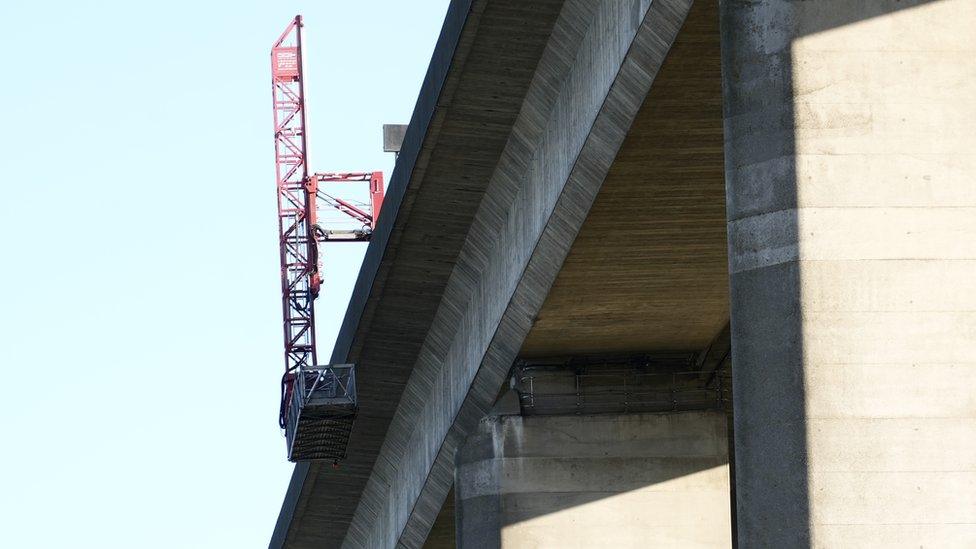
xmin=271 ymin=0 xmax=976 ymax=547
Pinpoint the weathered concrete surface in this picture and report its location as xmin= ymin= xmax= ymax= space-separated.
xmin=456 ymin=412 xmax=732 ymax=548
xmin=522 ymin=0 xmax=727 ymax=358
xmin=342 ymin=0 xmax=695 ymax=546
xmin=272 ymin=1 xmax=571 ymax=546
xmin=722 ymin=1 xmax=976 ymax=546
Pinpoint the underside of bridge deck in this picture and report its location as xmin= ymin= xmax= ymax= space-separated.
xmin=275 ymin=1 xmax=976 ymax=547
xmin=422 ymin=2 xmax=727 ymax=546
xmin=274 ymin=0 xmax=730 ymax=546
xmin=522 ymin=0 xmax=726 ymax=358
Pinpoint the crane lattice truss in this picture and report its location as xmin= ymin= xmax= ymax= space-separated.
xmin=271 ymin=16 xmax=383 ymax=461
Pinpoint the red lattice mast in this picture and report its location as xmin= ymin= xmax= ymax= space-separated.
xmin=271 ymin=16 xmax=384 ymax=433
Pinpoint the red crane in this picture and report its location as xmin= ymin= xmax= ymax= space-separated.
xmin=271 ymin=15 xmax=383 ymax=462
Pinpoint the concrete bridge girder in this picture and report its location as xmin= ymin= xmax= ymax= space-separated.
xmin=344 ymin=0 xmax=695 ymax=546
xmin=274 ymin=0 xmax=976 ymax=547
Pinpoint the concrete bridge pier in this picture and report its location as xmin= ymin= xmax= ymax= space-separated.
xmin=722 ymin=1 xmax=976 ymax=546
xmin=455 ymin=412 xmax=732 ymax=548
xmin=272 ymin=1 xmax=976 ymax=547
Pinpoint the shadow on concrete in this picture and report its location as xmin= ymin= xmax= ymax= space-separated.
xmin=454 ymin=411 xmax=732 ymax=548
xmin=276 ymin=1 xmax=947 ymax=547
xmin=720 ymin=1 xmax=940 ymax=547
xmin=437 ymin=2 xmax=730 ymax=546
xmin=436 ymin=1 xmax=943 ymax=548
xmin=424 ymin=487 xmax=457 ymax=549
xmin=427 ymin=445 xmax=729 ymax=548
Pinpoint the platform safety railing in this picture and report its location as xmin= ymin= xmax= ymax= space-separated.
xmin=284 ymin=364 xmax=357 ymax=461
xmin=513 ymin=368 xmax=730 ymax=416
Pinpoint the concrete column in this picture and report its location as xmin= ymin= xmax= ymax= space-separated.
xmin=455 ymin=412 xmax=732 ymax=548
xmin=721 ymin=1 xmax=976 ymax=546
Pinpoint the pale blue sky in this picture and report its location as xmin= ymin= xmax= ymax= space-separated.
xmin=0 ymin=1 xmax=449 ymax=547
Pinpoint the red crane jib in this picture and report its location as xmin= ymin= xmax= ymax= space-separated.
xmin=271 ymin=16 xmax=384 ymax=448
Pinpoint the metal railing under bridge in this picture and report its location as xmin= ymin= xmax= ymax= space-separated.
xmin=511 ymin=354 xmax=731 ymax=416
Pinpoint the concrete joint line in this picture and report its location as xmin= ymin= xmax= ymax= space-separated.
xmin=728 ymin=206 xmax=976 ymax=273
